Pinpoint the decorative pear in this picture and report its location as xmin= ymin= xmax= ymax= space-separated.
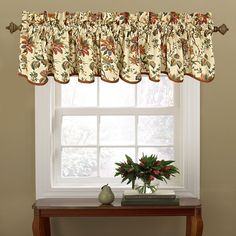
xmin=98 ymin=184 xmax=115 ymax=205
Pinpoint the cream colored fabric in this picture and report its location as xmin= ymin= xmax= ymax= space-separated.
xmin=19 ymin=11 xmax=215 ymax=85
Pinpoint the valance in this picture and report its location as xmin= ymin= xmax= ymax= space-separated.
xmin=18 ymin=11 xmax=215 ymax=85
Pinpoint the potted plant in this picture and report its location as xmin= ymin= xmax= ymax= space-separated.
xmin=115 ymin=154 xmax=179 ymax=193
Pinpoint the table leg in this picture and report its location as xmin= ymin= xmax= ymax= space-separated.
xmin=32 ymin=210 xmax=51 ymax=236
xmin=186 ymin=216 xmax=192 ymax=236
xmin=186 ymin=209 xmax=203 ymax=236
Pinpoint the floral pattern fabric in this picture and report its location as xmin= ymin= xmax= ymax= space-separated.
xmin=19 ymin=11 xmax=215 ymax=85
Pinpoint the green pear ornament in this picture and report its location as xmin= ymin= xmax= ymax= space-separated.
xmin=98 ymin=184 xmax=115 ymax=205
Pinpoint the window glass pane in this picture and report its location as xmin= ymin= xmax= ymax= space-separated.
xmin=61 ymin=116 xmax=97 ymax=145
xmin=100 ymin=116 xmax=135 ymax=145
xmin=138 ymin=147 xmax=174 ymax=160
xmin=57 ymin=75 xmax=179 ymax=186
xmin=99 ymin=80 xmax=135 ymax=107
xmin=100 ymin=148 xmax=135 ymax=177
xmin=61 ymin=148 xmax=97 ymax=177
xmin=138 ymin=116 xmax=174 ymax=145
xmin=61 ymin=76 xmax=97 ymax=107
xmin=137 ymin=76 xmax=174 ymax=107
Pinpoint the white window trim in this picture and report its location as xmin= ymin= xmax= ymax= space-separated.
xmin=35 ymin=77 xmax=200 ymax=199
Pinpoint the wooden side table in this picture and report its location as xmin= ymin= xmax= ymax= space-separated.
xmin=32 ymin=198 xmax=203 ymax=236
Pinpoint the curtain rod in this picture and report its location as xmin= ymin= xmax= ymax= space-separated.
xmin=5 ymin=21 xmax=229 ymax=35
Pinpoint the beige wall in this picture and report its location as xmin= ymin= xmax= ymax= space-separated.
xmin=0 ymin=1 xmax=235 ymax=235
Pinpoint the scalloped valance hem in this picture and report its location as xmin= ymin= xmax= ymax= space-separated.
xmin=18 ymin=72 xmax=214 ymax=86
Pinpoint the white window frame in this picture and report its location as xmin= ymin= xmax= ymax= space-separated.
xmin=35 ymin=77 xmax=200 ymax=199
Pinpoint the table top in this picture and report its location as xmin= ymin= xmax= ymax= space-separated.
xmin=33 ymin=198 xmax=201 ymax=210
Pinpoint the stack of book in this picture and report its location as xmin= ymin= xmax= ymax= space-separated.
xmin=121 ymin=190 xmax=179 ymax=206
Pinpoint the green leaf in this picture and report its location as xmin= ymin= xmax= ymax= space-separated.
xmin=31 ymin=61 xmax=40 ymax=70
xmin=125 ymin=155 xmax=133 ymax=164
xmin=115 ymin=162 xmax=122 ymax=166
xmin=41 ymin=59 xmax=47 ymax=67
xmin=153 ymin=29 xmax=158 ymax=36
xmin=174 ymin=54 xmax=180 ymax=59
xmin=149 ymin=61 xmax=156 ymax=68
xmin=35 ymin=55 xmax=44 ymax=61
xmin=176 ymin=61 xmax=182 ymax=68
xmin=207 ymin=61 xmax=211 ymax=68
xmin=121 ymin=177 xmax=128 ymax=183
xmin=161 ymin=160 xmax=174 ymax=165
xmin=89 ymin=62 xmax=94 ymax=71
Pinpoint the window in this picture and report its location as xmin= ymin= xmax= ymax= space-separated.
xmin=35 ymin=75 xmax=200 ymax=198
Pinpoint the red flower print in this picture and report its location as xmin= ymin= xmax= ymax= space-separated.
xmin=101 ymin=37 xmax=115 ymax=56
xmin=170 ymin=12 xmax=180 ymax=24
xmin=21 ymin=36 xmax=34 ymax=54
xmin=199 ymin=74 xmax=206 ymax=81
xmin=77 ymin=58 xmax=83 ymax=65
xmin=52 ymin=40 xmax=64 ymax=55
xmin=161 ymin=43 xmax=167 ymax=54
xmin=139 ymin=45 xmax=145 ymax=55
xmin=150 ymin=12 xmax=158 ymax=24
xmin=196 ymin=13 xmax=208 ymax=25
xmin=130 ymin=55 xmax=139 ymax=66
xmin=119 ymin=12 xmax=129 ymax=24
xmin=90 ymin=13 xmax=99 ymax=22
xmin=131 ymin=36 xmax=138 ymax=52
xmin=40 ymin=70 xmax=48 ymax=77
xmin=78 ymin=37 xmax=89 ymax=57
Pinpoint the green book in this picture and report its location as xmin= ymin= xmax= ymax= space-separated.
xmin=123 ymin=190 xmax=176 ymax=200
xmin=121 ymin=197 xmax=179 ymax=206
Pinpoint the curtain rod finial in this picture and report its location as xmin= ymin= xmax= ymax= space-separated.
xmin=214 ymin=24 xmax=229 ymax=35
xmin=5 ymin=22 xmax=22 ymax=33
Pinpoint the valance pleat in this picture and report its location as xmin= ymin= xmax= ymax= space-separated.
xmin=18 ymin=11 xmax=215 ymax=85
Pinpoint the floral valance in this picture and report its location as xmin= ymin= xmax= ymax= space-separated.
xmin=19 ymin=11 xmax=215 ymax=85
